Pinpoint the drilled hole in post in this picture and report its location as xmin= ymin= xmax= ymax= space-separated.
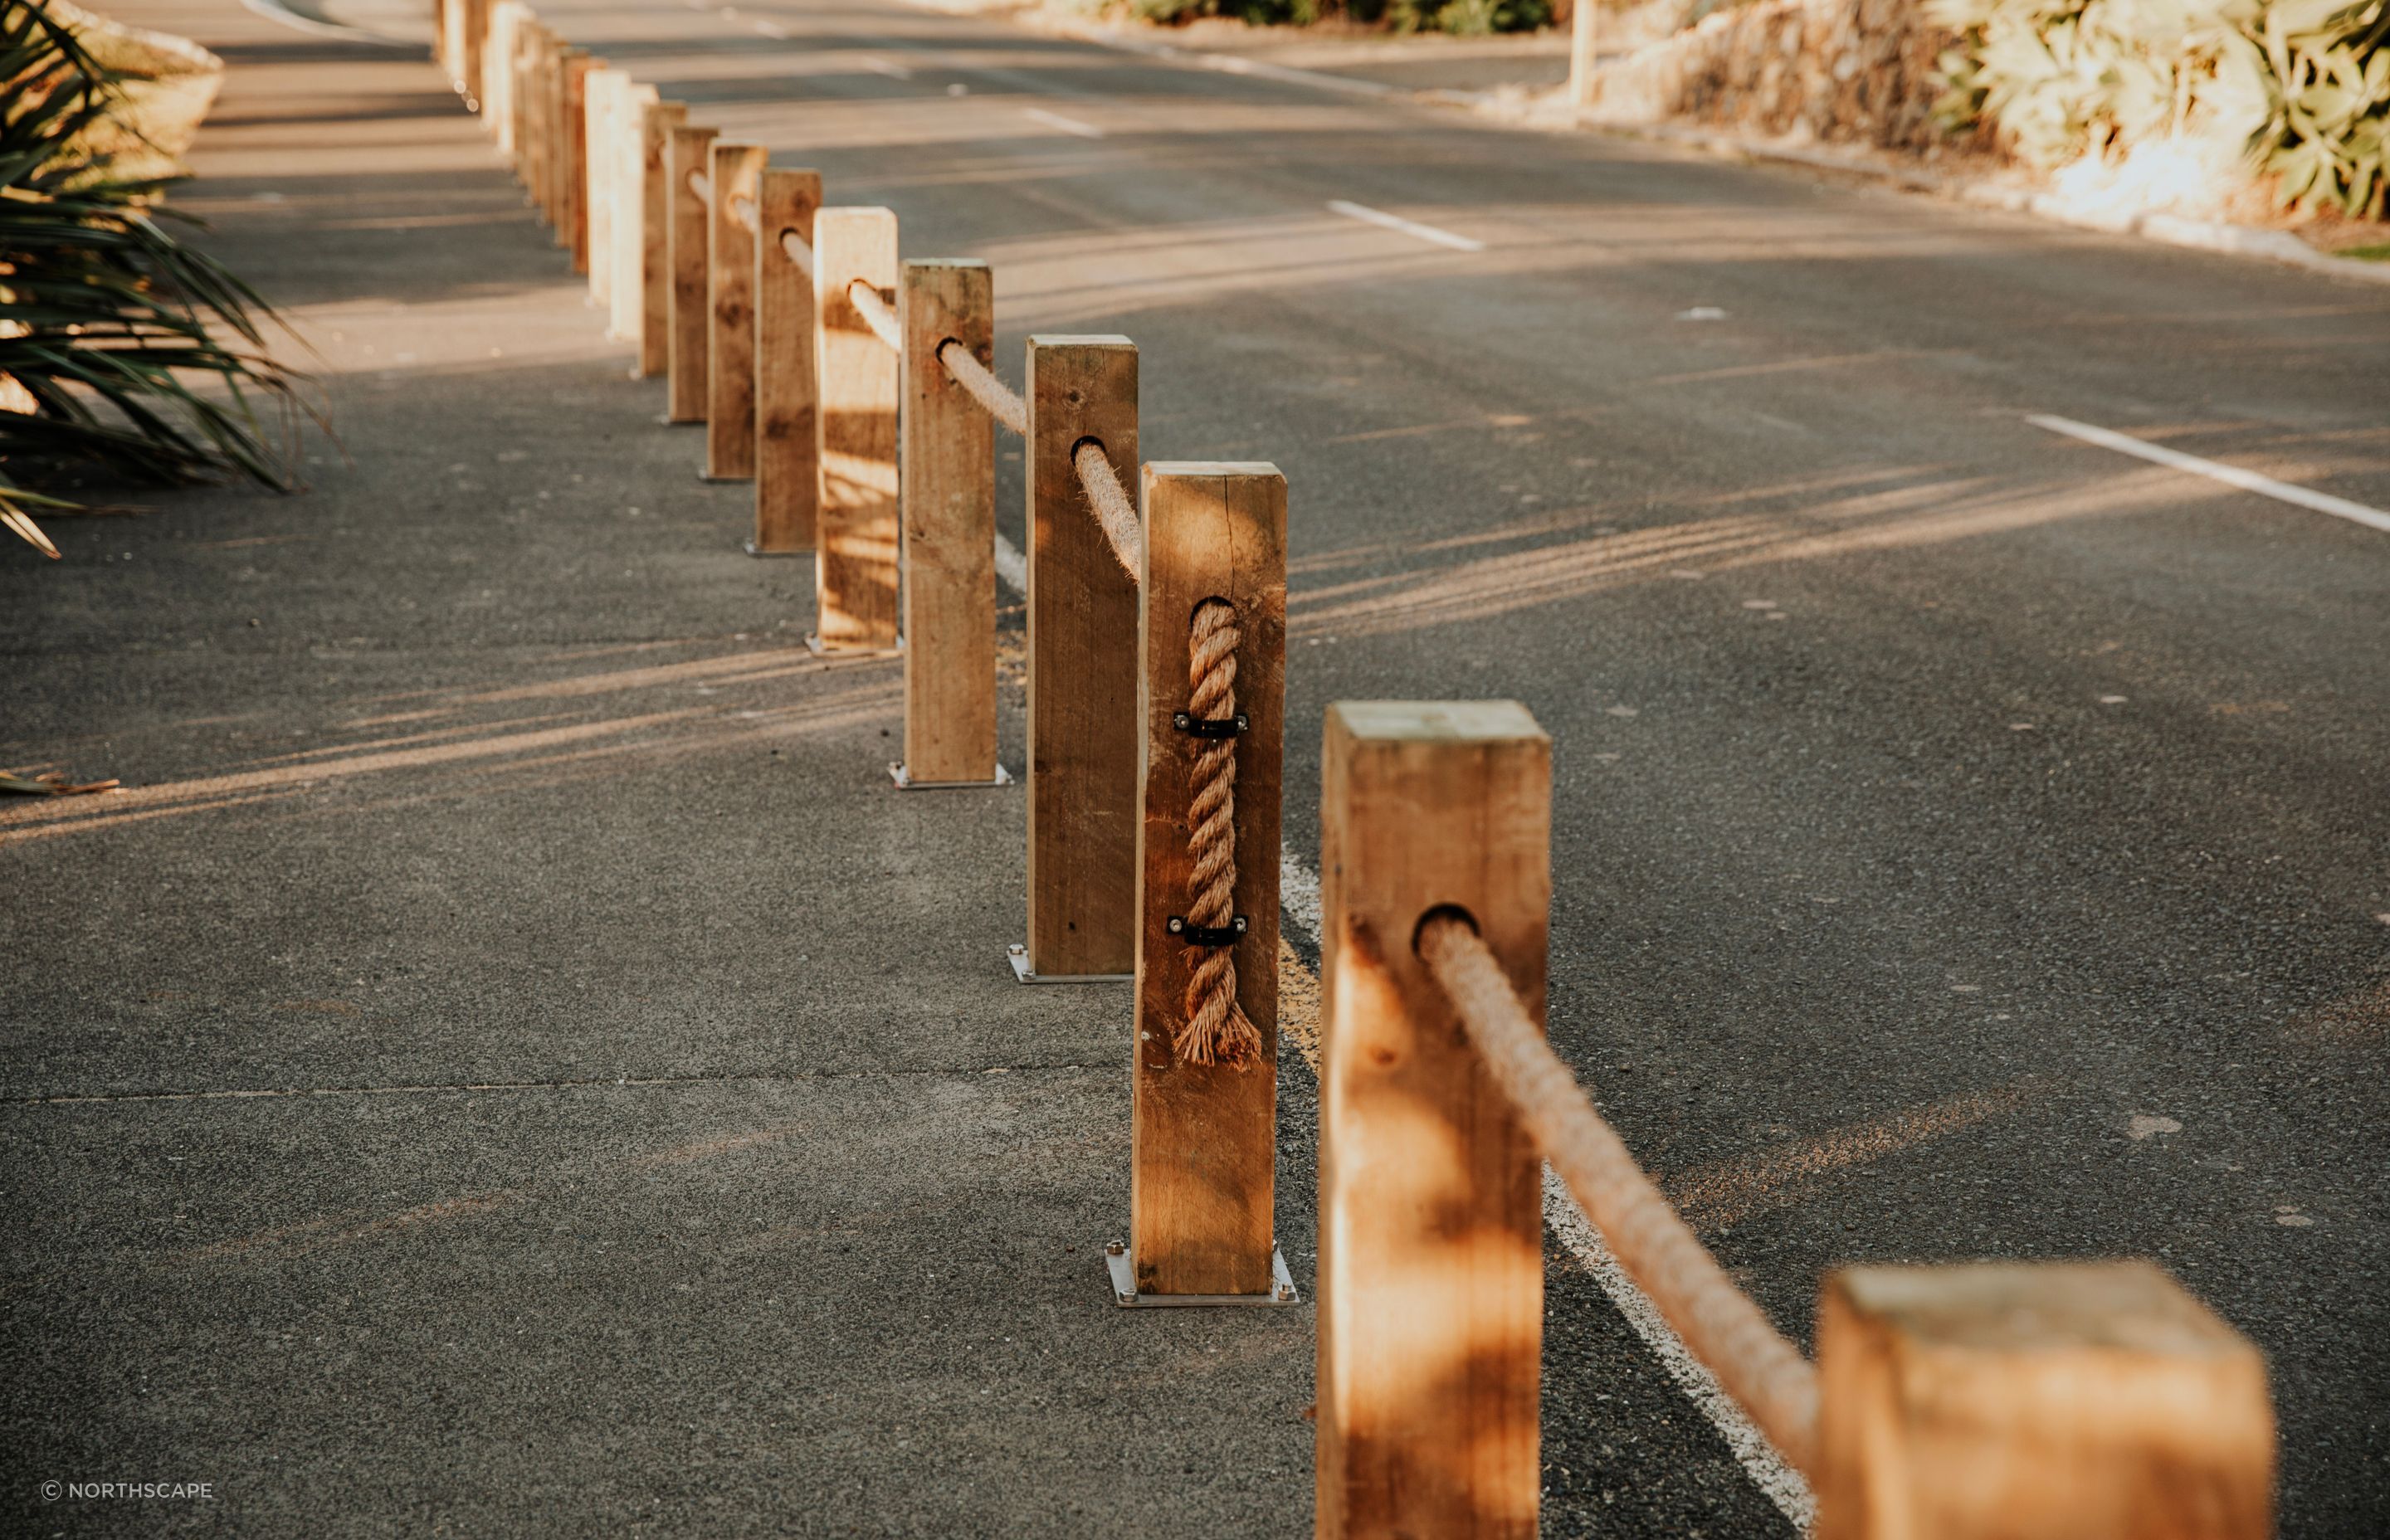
xmin=1412 ymin=903 xmax=1480 ymax=957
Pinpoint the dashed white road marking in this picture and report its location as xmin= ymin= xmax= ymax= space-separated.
xmin=2030 ymin=414 xmax=2390 ymax=535
xmin=753 ymin=18 xmax=788 ymax=36
xmin=1022 ymin=106 xmax=1105 ymax=139
xmin=1326 ymin=198 xmax=1485 ymax=253
xmin=860 ymin=56 xmax=914 ymax=79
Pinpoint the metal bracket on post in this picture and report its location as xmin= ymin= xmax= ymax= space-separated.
xmin=889 ymin=762 xmax=1013 ymax=792
xmin=1005 ymin=943 xmax=1129 ymax=986
xmin=1105 ymin=1240 xmax=1299 ymax=1309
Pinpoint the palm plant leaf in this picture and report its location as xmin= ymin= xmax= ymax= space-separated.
xmin=1 ymin=0 xmax=322 ymax=558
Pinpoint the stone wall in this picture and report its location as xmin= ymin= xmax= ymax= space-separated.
xmin=1588 ymin=0 xmax=1975 ymax=154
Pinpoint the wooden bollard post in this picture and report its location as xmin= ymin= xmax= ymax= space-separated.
xmin=1014 ymin=334 xmax=1138 ymax=982
xmin=547 ymin=43 xmax=577 ymax=234
xmin=583 ymin=68 xmax=626 ymax=306
xmin=610 ymin=84 xmax=658 ymax=347
xmin=437 ymin=0 xmax=457 ymax=88
xmin=638 ymin=101 xmax=688 ymax=379
xmin=511 ymin=22 xmax=543 ymax=194
xmin=458 ymin=0 xmax=487 ymax=107
xmin=1318 ymin=700 xmax=1552 ymax=1540
xmin=1116 ymin=464 xmax=1288 ymax=1301
xmin=750 ymin=168 xmax=821 ymax=556
xmin=890 ymin=261 xmax=998 ymax=783
xmin=515 ymin=24 xmax=546 ymax=209
xmin=665 ymin=124 xmax=719 ymax=425
xmin=563 ymin=52 xmax=595 ymax=274
xmin=484 ymin=1 xmax=524 ymax=151
xmin=809 ymin=207 xmax=900 ymax=652
xmin=704 ymin=142 xmax=766 ymax=481
xmin=1817 ymin=1260 xmax=2274 ymax=1540
xmin=545 ymin=38 xmax=573 ymax=228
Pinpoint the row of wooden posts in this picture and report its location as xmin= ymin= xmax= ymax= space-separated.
xmin=434 ymin=11 xmax=2277 ymax=1538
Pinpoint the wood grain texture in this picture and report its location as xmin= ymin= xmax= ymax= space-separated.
xmin=1023 ymin=336 xmax=1138 ymax=977
xmin=665 ymin=124 xmax=718 ymax=425
xmin=637 ymin=100 xmax=685 ymax=380
xmin=752 ymin=168 xmax=822 ymax=554
xmin=1817 ymin=1260 xmax=2274 ymax=1540
xmin=1129 ymin=464 xmax=1285 ymax=1295
xmin=1318 ymin=700 xmax=1550 ymax=1540
xmin=812 ymin=207 xmax=900 ymax=648
xmin=705 ymin=142 xmax=766 ymax=480
xmin=898 ymin=261 xmax=996 ymax=780
xmin=458 ymin=0 xmax=486 ymax=107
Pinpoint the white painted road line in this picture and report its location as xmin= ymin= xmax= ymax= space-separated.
xmin=240 ymin=0 xmax=411 ymax=46
xmin=1544 ymin=1174 xmax=1817 ymax=1533
xmin=753 ymin=18 xmax=788 ymax=37
xmin=1326 ymin=199 xmax=1485 ymax=254
xmin=1023 ymin=107 xmax=1105 ymax=139
xmin=2030 ymin=414 xmax=2390 ymax=535
xmin=860 ymin=56 xmax=914 ymax=80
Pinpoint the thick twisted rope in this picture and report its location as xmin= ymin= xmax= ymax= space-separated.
xmin=934 ymin=340 xmax=1027 ymax=437
xmin=778 ymin=229 xmax=814 ymax=280
xmin=1071 ymin=441 xmax=1142 ymax=579
xmin=1175 ymin=599 xmax=1261 ymax=1069
xmin=1414 ymin=913 xmax=1822 ymax=1476
xmin=846 ymin=277 xmax=902 ymax=353
xmin=727 ymin=192 xmax=756 ymax=234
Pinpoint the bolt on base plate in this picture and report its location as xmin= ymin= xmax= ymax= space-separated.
xmin=1007 ymin=943 xmax=1129 ymax=986
xmin=1105 ymin=1240 xmax=1299 ymax=1308
xmin=890 ymin=762 xmax=1013 ymax=792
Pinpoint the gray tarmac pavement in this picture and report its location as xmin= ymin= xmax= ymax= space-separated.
xmin=5 ymin=0 xmax=2388 ymax=1533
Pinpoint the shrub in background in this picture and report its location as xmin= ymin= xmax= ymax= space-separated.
xmin=1 ymin=0 xmax=312 ymax=558
xmin=1929 ymin=0 xmax=2388 ymax=218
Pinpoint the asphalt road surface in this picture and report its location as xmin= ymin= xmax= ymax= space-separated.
xmin=7 ymin=0 xmax=2386 ymax=1533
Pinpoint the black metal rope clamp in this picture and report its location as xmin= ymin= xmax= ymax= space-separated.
xmin=1167 ymin=914 xmax=1247 ymax=948
xmin=1172 ymin=710 xmax=1248 ymax=739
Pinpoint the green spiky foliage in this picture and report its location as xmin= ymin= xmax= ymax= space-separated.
xmin=1 ymin=0 xmax=315 ymax=558
xmin=1928 ymin=0 xmax=2388 ymax=219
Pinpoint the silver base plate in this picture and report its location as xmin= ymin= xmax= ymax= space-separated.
xmin=1106 ymin=1240 xmax=1299 ymax=1309
xmin=698 ymin=472 xmax=752 ymax=485
xmin=890 ymin=762 xmax=1013 ymax=791
xmin=661 ymin=416 xmax=701 ymax=426
xmin=1007 ymin=943 xmax=1129 ymax=986
xmin=805 ymin=632 xmax=904 ymax=658
xmin=743 ymin=539 xmax=806 ymax=558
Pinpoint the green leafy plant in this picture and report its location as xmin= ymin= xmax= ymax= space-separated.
xmin=1 ymin=0 xmax=316 ymax=558
xmin=1929 ymin=0 xmax=2387 ymax=217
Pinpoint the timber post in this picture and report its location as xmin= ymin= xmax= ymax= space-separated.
xmin=1113 ymin=463 xmax=1290 ymax=1304
xmin=890 ymin=261 xmax=1001 ymax=786
xmin=1012 ymin=334 xmax=1139 ymax=984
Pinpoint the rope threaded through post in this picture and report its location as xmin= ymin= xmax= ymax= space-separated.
xmin=1414 ymin=912 xmax=1822 ymax=1474
xmin=846 ymin=277 xmax=902 ymax=353
xmin=935 ymin=339 xmax=1027 ymax=437
xmin=1176 ymin=599 xmax=1261 ymax=1069
xmin=1071 ymin=440 xmax=1142 ymax=580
